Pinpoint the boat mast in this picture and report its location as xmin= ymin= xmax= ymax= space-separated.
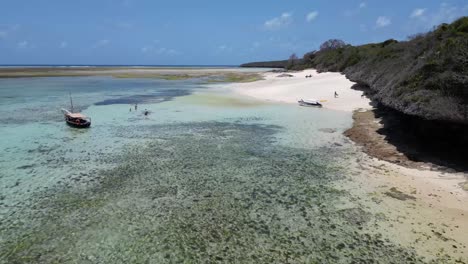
xmin=69 ymin=92 xmax=74 ymax=112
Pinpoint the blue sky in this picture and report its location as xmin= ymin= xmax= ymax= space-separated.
xmin=0 ymin=0 xmax=467 ymax=65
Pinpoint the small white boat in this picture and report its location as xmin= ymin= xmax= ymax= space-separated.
xmin=298 ymin=99 xmax=322 ymax=107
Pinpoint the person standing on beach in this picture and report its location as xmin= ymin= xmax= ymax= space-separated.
xmin=334 ymin=91 xmax=338 ymax=98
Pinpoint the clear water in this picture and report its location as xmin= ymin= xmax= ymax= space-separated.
xmin=0 ymin=77 xmax=438 ymax=263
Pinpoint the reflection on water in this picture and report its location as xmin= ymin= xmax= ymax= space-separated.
xmin=0 ymin=76 xmax=447 ymax=263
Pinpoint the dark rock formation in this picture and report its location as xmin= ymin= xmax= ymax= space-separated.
xmin=242 ymin=17 xmax=468 ymax=125
xmin=241 ymin=17 xmax=468 ymax=171
xmin=312 ymin=17 xmax=468 ymax=125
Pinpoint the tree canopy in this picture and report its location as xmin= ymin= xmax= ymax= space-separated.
xmin=319 ymin=39 xmax=346 ymax=51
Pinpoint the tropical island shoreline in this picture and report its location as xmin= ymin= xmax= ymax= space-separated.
xmin=223 ymin=67 xmax=468 ymax=259
xmin=238 ymin=17 xmax=468 ymax=191
xmin=0 ymin=65 xmax=467 ymax=261
xmin=1 ymin=65 xmax=466 ymax=183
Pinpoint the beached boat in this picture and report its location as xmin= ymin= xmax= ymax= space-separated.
xmin=61 ymin=93 xmax=91 ymax=128
xmin=298 ymin=99 xmax=322 ymax=107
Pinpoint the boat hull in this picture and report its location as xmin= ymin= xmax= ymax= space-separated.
xmin=65 ymin=119 xmax=91 ymax=128
xmin=298 ymin=101 xmax=322 ymax=107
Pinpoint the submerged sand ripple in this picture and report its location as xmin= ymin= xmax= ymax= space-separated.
xmin=1 ymin=122 xmax=440 ymax=263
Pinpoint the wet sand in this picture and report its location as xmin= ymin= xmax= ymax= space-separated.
xmin=0 ymin=67 xmax=263 ymax=81
xmin=1 ymin=67 xmax=467 ymax=262
xmin=342 ymin=149 xmax=468 ymax=261
xmin=226 ymin=68 xmax=468 ymax=261
xmin=341 ymin=110 xmax=468 ymax=260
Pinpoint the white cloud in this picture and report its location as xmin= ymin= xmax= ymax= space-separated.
xmin=410 ymin=8 xmax=426 ymax=18
xmin=60 ymin=41 xmax=68 ymax=48
xmin=264 ymin=12 xmax=292 ymax=30
xmin=141 ymin=45 xmax=178 ymax=55
xmin=376 ymin=16 xmax=391 ymax=27
xmin=17 ymin=41 xmax=28 ymax=48
xmin=431 ymin=3 xmax=465 ymax=25
xmin=217 ymin=45 xmax=233 ymax=53
xmin=157 ymin=47 xmax=168 ymax=54
xmin=306 ymin=11 xmax=319 ymax=22
xmin=406 ymin=3 xmax=468 ymax=33
xmin=93 ymin=39 xmax=110 ymax=48
xmin=345 ymin=3 xmax=366 ymax=17
xmin=0 ymin=24 xmax=20 ymax=39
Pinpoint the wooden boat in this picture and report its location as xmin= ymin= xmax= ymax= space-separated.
xmin=298 ymin=99 xmax=322 ymax=107
xmin=62 ymin=109 xmax=91 ymax=128
xmin=62 ymin=93 xmax=91 ymax=128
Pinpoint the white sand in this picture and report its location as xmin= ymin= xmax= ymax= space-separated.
xmin=229 ymin=69 xmax=372 ymax=112
xmin=226 ymin=68 xmax=468 ymax=259
xmin=346 ymin=152 xmax=468 ymax=259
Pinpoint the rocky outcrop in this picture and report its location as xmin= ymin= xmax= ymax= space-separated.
xmin=311 ymin=17 xmax=468 ymax=125
xmin=242 ymin=18 xmax=468 ymax=125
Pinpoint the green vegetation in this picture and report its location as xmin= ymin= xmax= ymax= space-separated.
xmin=243 ymin=16 xmax=468 ymax=123
xmin=240 ymin=60 xmax=288 ymax=68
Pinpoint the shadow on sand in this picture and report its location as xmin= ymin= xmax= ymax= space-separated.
xmin=351 ymin=83 xmax=468 ymax=172
xmin=373 ymin=105 xmax=468 ymax=172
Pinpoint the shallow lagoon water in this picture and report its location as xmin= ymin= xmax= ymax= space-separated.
xmin=0 ymin=77 xmax=446 ymax=263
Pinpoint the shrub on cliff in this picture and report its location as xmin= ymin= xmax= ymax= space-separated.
xmin=319 ymin=39 xmax=346 ymax=51
xmin=308 ymin=16 xmax=468 ymax=123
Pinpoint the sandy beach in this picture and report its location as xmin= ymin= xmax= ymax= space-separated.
xmin=0 ymin=67 xmax=466 ymax=262
xmin=227 ymin=68 xmax=372 ymax=112
xmin=344 ymin=150 xmax=468 ymax=260
xmin=227 ymin=68 xmax=468 ymax=259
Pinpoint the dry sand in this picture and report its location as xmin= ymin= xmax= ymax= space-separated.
xmin=227 ymin=68 xmax=468 ymax=260
xmin=227 ymin=69 xmax=372 ymax=112
xmin=344 ymin=151 xmax=468 ymax=260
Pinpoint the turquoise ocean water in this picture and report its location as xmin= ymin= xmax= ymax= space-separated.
xmin=0 ymin=76 xmax=435 ymax=263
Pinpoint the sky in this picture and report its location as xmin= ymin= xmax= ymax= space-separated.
xmin=0 ymin=0 xmax=467 ymax=65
